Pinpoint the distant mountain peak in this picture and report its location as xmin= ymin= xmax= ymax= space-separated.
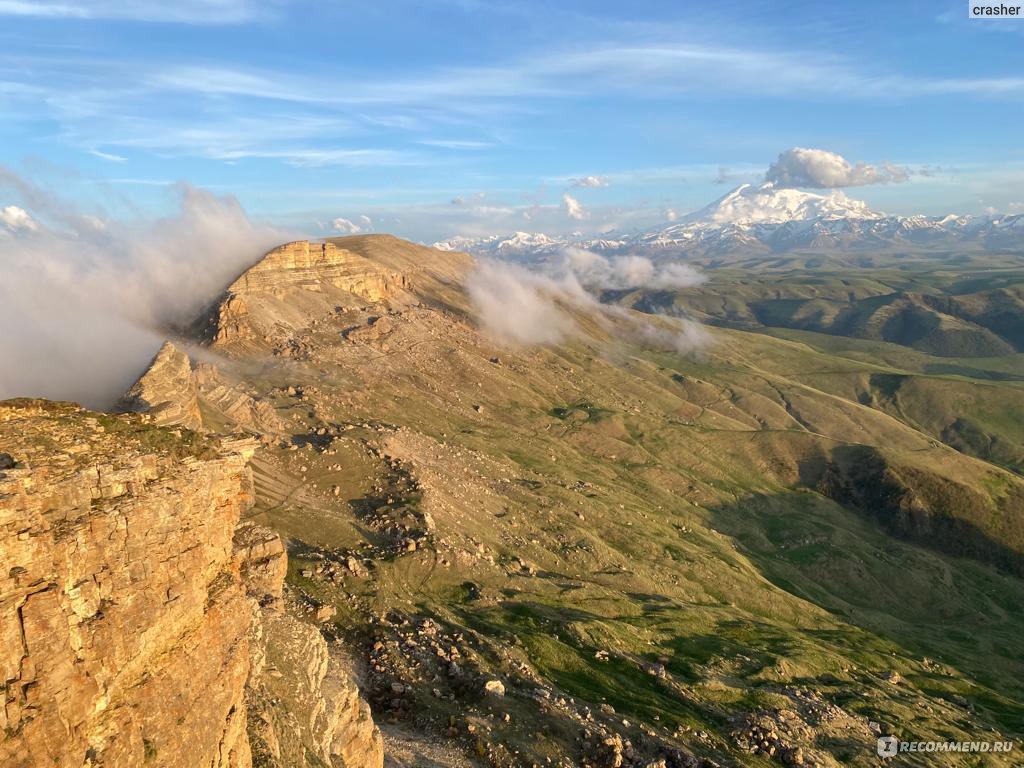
xmin=681 ymin=182 xmax=885 ymax=227
xmin=433 ymin=186 xmax=1024 ymax=260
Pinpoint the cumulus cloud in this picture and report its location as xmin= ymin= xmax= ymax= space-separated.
xmin=665 ymin=208 xmax=678 ymax=222
xmin=765 ymin=147 xmax=910 ymax=188
xmin=0 ymin=171 xmax=290 ymax=408
xmin=562 ymin=193 xmax=587 ymax=220
xmin=571 ymin=175 xmax=610 ymax=188
xmin=332 ymin=217 xmax=362 ymax=233
xmin=0 ymin=205 xmax=38 ymax=233
xmin=358 ymin=214 xmax=373 ymax=228
xmin=467 ymin=248 xmax=709 ymax=354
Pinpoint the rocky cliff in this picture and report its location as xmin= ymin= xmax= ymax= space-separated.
xmin=118 ymin=341 xmax=284 ymax=436
xmin=118 ymin=341 xmax=203 ymax=430
xmin=208 ymin=240 xmax=410 ymax=346
xmin=226 ymin=240 xmax=405 ymax=300
xmin=0 ymin=400 xmax=257 ymax=767
xmin=0 ymin=400 xmax=382 ymax=768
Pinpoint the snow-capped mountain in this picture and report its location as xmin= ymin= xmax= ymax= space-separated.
xmin=433 ymin=231 xmax=630 ymax=260
xmin=674 ymin=183 xmax=884 ymax=226
xmin=434 ymin=232 xmax=567 ymax=254
xmin=433 ymin=183 xmax=1024 ymax=259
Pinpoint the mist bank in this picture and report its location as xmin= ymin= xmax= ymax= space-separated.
xmin=0 ymin=170 xmax=291 ymax=408
xmin=466 ymin=248 xmax=710 ymax=354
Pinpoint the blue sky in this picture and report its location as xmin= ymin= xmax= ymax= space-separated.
xmin=1 ymin=0 xmax=1023 ymax=241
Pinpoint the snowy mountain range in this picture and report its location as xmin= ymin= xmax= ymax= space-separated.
xmin=433 ymin=183 xmax=1024 ymax=258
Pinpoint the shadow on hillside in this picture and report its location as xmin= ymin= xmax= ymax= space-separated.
xmin=800 ymin=444 xmax=1024 ymax=577
xmin=702 ymin=487 xmax=1024 ymax=734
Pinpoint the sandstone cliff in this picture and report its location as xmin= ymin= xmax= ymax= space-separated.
xmin=119 ymin=342 xmax=284 ymax=436
xmin=208 ymin=240 xmax=410 ymax=346
xmin=0 ymin=400 xmax=257 ymax=767
xmin=247 ymin=610 xmax=383 ymax=768
xmin=0 ymin=400 xmax=382 ymax=768
xmin=197 ymin=236 xmax=474 ymax=351
xmin=118 ymin=341 xmax=203 ymax=430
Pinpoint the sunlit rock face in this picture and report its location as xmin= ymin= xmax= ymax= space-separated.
xmin=209 ymin=240 xmax=409 ymax=346
xmin=0 ymin=400 xmax=258 ymax=768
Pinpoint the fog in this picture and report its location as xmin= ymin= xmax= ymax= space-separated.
xmin=466 ymin=248 xmax=710 ymax=353
xmin=0 ymin=171 xmax=291 ymax=408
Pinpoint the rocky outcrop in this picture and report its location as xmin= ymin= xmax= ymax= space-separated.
xmin=247 ymin=610 xmax=383 ymax=768
xmin=226 ymin=241 xmax=405 ymax=300
xmin=209 ymin=241 xmax=409 ymax=345
xmin=0 ymin=400 xmax=256 ymax=767
xmin=117 ymin=341 xmax=203 ymax=430
xmin=234 ymin=521 xmax=288 ymax=610
xmin=119 ymin=342 xmax=284 ymax=436
xmin=0 ymin=400 xmax=382 ymax=768
xmin=193 ymin=364 xmax=285 ymax=436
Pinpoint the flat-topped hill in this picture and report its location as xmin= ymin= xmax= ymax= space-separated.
xmin=204 ymin=235 xmax=472 ymax=348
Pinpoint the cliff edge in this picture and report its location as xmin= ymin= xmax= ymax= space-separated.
xmin=0 ymin=400 xmax=382 ymax=768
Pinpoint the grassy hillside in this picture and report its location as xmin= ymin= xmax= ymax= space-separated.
xmin=170 ymin=238 xmax=1024 ymax=766
xmin=620 ymin=255 xmax=1024 ymax=359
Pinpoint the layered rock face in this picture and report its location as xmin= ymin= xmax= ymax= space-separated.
xmin=118 ymin=341 xmax=203 ymax=430
xmin=211 ymin=240 xmax=409 ymax=345
xmin=226 ymin=240 xmax=405 ymax=299
xmin=247 ymin=611 xmax=383 ymax=768
xmin=119 ymin=341 xmax=284 ymax=436
xmin=0 ymin=400 xmax=257 ymax=767
xmin=0 ymin=400 xmax=383 ymax=768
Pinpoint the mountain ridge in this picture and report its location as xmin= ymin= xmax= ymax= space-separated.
xmin=434 ymin=183 xmax=1024 ymax=258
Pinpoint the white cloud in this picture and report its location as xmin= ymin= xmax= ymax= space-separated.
xmin=0 ymin=170 xmax=291 ymax=407
xmin=665 ymin=208 xmax=678 ymax=222
xmin=128 ymin=47 xmax=1024 ymax=113
xmin=562 ymin=193 xmax=587 ymax=220
xmin=0 ymin=0 xmax=272 ymax=23
xmin=332 ymin=217 xmax=362 ymax=233
xmin=766 ymin=147 xmax=910 ymax=188
xmin=0 ymin=204 xmax=38 ymax=232
xmin=359 ymin=214 xmax=373 ymax=228
xmin=562 ymin=248 xmax=706 ymax=290
xmin=466 ymin=260 xmax=578 ymax=345
xmin=466 ymin=253 xmax=709 ymax=354
xmin=418 ymin=139 xmax=493 ymax=150
xmin=88 ymin=149 xmax=127 ymax=163
xmin=571 ymin=175 xmax=610 ymax=188
xmin=8 ymin=32 xmax=1024 ymax=182
xmin=209 ymin=147 xmax=419 ymax=168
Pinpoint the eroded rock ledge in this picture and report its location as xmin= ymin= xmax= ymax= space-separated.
xmin=0 ymin=400 xmax=382 ymax=768
xmin=209 ymin=240 xmax=409 ymax=345
xmin=0 ymin=400 xmax=257 ymax=767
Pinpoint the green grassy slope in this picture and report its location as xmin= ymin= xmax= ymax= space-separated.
xmin=181 ymin=239 xmax=1024 ymax=766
